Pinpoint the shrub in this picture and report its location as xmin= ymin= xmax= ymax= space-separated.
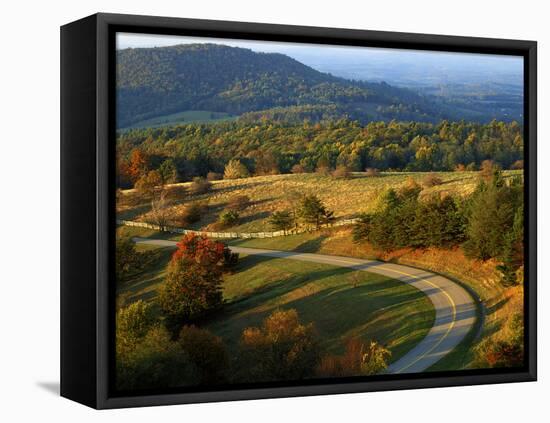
xmin=219 ymin=210 xmax=239 ymax=228
xmin=178 ymin=326 xmax=229 ymax=384
xmin=226 ymin=195 xmax=250 ymax=211
xmin=365 ymin=167 xmax=379 ymax=177
xmin=332 ymin=165 xmax=351 ymax=179
xmin=316 ymin=339 xmax=391 ymax=377
xmin=455 ymin=163 xmax=466 ymax=172
xmin=224 ymin=159 xmax=250 ymax=179
xmin=291 ymin=164 xmax=306 ymax=174
xmin=189 ymin=176 xmax=211 ymax=195
xmin=423 ymin=173 xmax=443 ymax=188
xmin=315 ymin=165 xmax=331 ymax=176
xmin=177 ymin=201 xmax=207 ymax=226
xmin=474 ymin=313 xmax=524 ymax=368
xmin=237 ymin=309 xmax=320 ymax=382
xmin=206 ymin=171 xmax=222 ymax=181
xmin=511 ymin=160 xmax=524 ymax=170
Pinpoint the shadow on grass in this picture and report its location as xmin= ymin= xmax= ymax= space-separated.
xmin=294 ymin=234 xmax=328 ymax=253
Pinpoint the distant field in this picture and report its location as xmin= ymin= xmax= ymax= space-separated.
xmin=118 ymin=243 xmax=435 ymax=363
xmin=117 ymin=170 xmax=522 ymax=233
xmin=120 ymin=110 xmax=236 ymax=130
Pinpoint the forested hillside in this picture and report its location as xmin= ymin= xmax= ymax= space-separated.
xmin=116 ymin=119 xmax=523 ymax=187
xmin=116 ymin=44 xmax=500 ymax=128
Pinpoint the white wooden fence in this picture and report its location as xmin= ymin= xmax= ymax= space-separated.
xmin=116 ymin=218 xmax=360 ymax=239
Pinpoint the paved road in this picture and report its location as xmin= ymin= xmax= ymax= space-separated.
xmin=134 ymin=238 xmax=477 ymax=374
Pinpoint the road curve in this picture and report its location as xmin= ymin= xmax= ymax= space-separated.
xmin=133 ymin=237 xmax=477 ymax=374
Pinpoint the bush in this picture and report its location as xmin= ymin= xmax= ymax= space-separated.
xmin=177 ymin=201 xmax=207 ymax=226
xmin=474 ymin=313 xmax=524 ymax=368
xmin=423 ymin=173 xmax=443 ymax=188
xmin=206 ymin=171 xmax=222 ymax=181
xmin=511 ymin=160 xmax=524 ymax=170
xmin=178 ymin=326 xmax=229 ymax=384
xmin=291 ymin=164 xmax=306 ymax=174
xmin=219 ymin=210 xmax=239 ymax=228
xmin=224 ymin=159 xmax=250 ymax=179
xmin=455 ymin=163 xmax=466 ymax=172
xmin=365 ymin=167 xmax=379 ymax=177
xmin=315 ymin=165 xmax=331 ymax=176
xmin=189 ymin=176 xmax=211 ymax=195
xmin=332 ymin=165 xmax=351 ymax=179
xmin=237 ymin=309 xmax=320 ymax=382
xmin=226 ymin=195 xmax=250 ymax=211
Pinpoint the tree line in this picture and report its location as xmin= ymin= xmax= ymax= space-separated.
xmin=116 ymin=119 xmax=523 ymax=188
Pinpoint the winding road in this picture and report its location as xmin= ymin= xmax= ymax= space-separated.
xmin=133 ymin=237 xmax=477 ymax=374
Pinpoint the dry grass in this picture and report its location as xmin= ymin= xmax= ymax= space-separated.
xmin=117 ymin=171 xmax=521 ymax=232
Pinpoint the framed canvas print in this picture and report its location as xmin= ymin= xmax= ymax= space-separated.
xmin=60 ymin=13 xmax=537 ymax=409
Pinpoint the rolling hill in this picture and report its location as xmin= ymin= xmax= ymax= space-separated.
xmin=116 ymin=44 xmax=483 ymax=128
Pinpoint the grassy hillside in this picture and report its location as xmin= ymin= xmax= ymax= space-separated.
xmin=117 ymin=170 xmax=521 ymax=233
xmin=118 ymin=243 xmax=435 ymax=364
xmin=121 ymin=110 xmax=236 ymax=130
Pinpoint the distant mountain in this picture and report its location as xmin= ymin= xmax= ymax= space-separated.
xmin=116 ymin=44 xmax=516 ymax=128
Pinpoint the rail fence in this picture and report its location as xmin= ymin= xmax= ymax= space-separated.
xmin=116 ymin=218 xmax=360 ymax=239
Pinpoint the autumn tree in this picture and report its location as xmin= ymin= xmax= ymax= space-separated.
xmin=127 ymin=149 xmax=150 ymax=183
xmin=224 ymin=159 xmax=250 ymax=179
xmin=135 ymin=170 xmax=162 ymax=197
xmin=150 ymin=189 xmax=169 ymax=229
xmin=237 ymin=309 xmax=320 ymax=382
xmin=159 ymin=234 xmax=236 ymax=332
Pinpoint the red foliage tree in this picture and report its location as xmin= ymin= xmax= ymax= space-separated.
xmin=172 ymin=233 xmax=234 ymax=268
xmin=128 ymin=149 xmax=150 ymax=183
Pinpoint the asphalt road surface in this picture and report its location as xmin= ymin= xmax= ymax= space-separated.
xmin=133 ymin=237 xmax=477 ymax=374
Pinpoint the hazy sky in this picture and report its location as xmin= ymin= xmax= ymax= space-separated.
xmin=116 ymin=33 xmax=523 ymax=86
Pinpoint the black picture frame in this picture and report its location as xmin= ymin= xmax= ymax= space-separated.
xmin=60 ymin=12 xmax=537 ymax=409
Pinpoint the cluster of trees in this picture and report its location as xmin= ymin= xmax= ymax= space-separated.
xmin=117 ymin=119 xmax=523 ymax=188
xmin=116 ymin=301 xmax=391 ymax=390
xmin=353 ymin=165 xmax=524 ymax=286
xmin=269 ymin=194 xmax=334 ymax=233
xmin=116 ymin=231 xmax=392 ymax=389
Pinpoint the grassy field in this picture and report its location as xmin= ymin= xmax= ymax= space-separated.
xmin=118 ymin=243 xmax=435 ymax=364
xmin=120 ymin=110 xmax=236 ymax=130
xmin=117 ymin=170 xmax=522 ymax=233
